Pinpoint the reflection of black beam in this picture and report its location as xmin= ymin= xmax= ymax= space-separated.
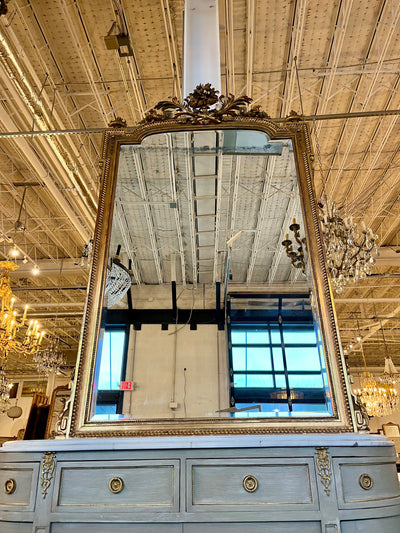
xmin=105 ymin=308 xmax=224 ymax=329
xmin=171 ymin=281 xmax=177 ymax=315
xmin=216 ymin=282 xmax=223 ymax=330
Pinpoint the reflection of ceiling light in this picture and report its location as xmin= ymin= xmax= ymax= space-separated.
xmin=32 ymin=265 xmax=39 ymax=275
xmin=105 ymin=259 xmax=132 ymax=307
xmin=35 ymin=337 xmax=66 ymax=376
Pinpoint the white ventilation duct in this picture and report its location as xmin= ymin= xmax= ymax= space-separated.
xmin=182 ymin=0 xmax=221 ymax=98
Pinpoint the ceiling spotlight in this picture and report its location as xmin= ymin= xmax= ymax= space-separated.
xmin=32 ymin=265 xmax=39 ymax=275
xmin=10 ymin=246 xmax=19 ymax=258
xmin=22 ymin=256 xmax=28 ymax=264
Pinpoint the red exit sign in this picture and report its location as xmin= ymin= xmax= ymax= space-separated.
xmin=120 ymin=381 xmax=133 ymax=390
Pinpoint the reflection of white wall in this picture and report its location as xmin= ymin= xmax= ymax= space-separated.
xmin=122 ymin=325 xmax=228 ymax=419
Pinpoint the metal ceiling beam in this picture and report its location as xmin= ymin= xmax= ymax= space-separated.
xmin=0 ymin=108 xmax=91 ymax=242
xmin=165 ymin=134 xmax=186 ymax=285
xmin=280 ymin=0 xmax=308 ymax=117
xmin=2 ymin=109 xmax=400 ymax=139
xmin=184 ymin=133 xmax=198 ymax=287
xmin=312 ymin=0 xmax=354 ymax=132
xmin=8 ymin=258 xmax=88 ymax=278
xmin=133 ymin=151 xmax=164 ymax=284
xmin=213 ymin=135 xmax=227 ymax=284
xmin=245 ymin=0 xmax=255 ymax=98
xmin=325 ymin=1 xmax=400 ymax=198
xmin=160 ymin=0 xmax=182 ymax=100
xmin=0 ymin=27 xmax=97 ymax=221
xmin=246 ymin=156 xmax=276 ymax=284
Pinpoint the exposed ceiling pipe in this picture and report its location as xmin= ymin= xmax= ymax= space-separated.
xmin=1 ymin=109 xmax=400 ymax=139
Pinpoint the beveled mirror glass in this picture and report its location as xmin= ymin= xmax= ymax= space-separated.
xmin=69 ymin=106 xmax=355 ymax=437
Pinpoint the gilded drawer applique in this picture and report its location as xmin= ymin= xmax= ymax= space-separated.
xmin=41 ymin=452 xmax=56 ymax=499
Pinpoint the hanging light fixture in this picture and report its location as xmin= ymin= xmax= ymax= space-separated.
xmin=0 ymin=366 xmax=11 ymax=413
xmin=353 ymin=332 xmax=398 ymax=417
xmin=80 ymin=237 xmax=93 ymax=267
xmin=354 ymin=371 xmax=393 ymax=417
xmin=105 ymin=245 xmax=132 ymax=308
xmin=35 ymin=337 xmax=66 ymax=376
xmin=281 ymin=218 xmax=307 ymax=274
xmin=0 ymin=261 xmax=45 ymax=360
xmin=318 ymin=197 xmax=378 ymax=294
xmin=376 ymin=322 xmax=399 ymax=415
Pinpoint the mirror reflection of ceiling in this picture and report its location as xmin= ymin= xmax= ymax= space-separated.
xmin=113 ymin=132 xmax=308 ymax=291
xmin=0 ymin=1 xmax=399 ymax=371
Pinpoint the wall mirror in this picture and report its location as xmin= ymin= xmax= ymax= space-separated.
xmin=69 ymin=100 xmax=355 ymax=437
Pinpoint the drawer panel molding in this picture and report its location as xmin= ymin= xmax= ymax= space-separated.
xmin=54 ymin=459 xmax=180 ymax=512
xmin=187 ymin=458 xmax=318 ymax=511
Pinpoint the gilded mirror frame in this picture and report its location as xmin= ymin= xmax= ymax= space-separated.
xmin=68 ymin=105 xmax=356 ymax=437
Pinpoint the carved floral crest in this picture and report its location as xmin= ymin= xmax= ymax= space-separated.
xmin=140 ymin=83 xmax=270 ymax=125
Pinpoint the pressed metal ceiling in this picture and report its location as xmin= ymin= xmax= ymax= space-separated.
xmin=0 ymin=0 xmax=399 ymax=372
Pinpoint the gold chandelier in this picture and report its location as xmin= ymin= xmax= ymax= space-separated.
xmin=354 ymin=371 xmax=398 ymax=418
xmin=0 ymin=260 xmax=44 ymax=360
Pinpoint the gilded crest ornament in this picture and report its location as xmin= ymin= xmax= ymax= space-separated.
xmin=140 ymin=83 xmax=270 ymax=125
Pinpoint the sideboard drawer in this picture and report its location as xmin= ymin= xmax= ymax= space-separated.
xmin=334 ymin=458 xmax=400 ymax=509
xmin=0 ymin=523 xmax=34 ymax=533
xmin=185 ymin=522 xmax=322 ymax=533
xmin=0 ymin=463 xmax=39 ymax=511
xmin=52 ymin=524 xmax=181 ymax=533
xmin=53 ymin=459 xmax=180 ymax=512
xmin=187 ymin=457 xmax=318 ymax=512
xmin=341 ymin=515 xmax=400 ymax=533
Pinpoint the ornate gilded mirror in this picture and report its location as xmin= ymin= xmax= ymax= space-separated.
xmin=69 ymin=90 xmax=355 ymax=437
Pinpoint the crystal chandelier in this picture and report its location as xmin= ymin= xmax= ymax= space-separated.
xmin=318 ymin=198 xmax=378 ymax=294
xmin=105 ymin=248 xmax=132 ymax=308
xmin=377 ymin=322 xmax=399 ymax=385
xmin=35 ymin=337 xmax=66 ymax=376
xmin=0 ymin=366 xmax=11 ymax=413
xmin=354 ymin=371 xmax=396 ymax=417
xmin=0 ymin=261 xmax=44 ymax=360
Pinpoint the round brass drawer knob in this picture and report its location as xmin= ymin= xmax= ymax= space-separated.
xmin=243 ymin=475 xmax=258 ymax=493
xmin=4 ymin=479 xmax=16 ymax=495
xmin=359 ymin=474 xmax=373 ymax=490
xmin=109 ymin=476 xmax=124 ymax=494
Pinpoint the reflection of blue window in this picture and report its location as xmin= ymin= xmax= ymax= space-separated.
xmin=95 ymin=326 xmax=129 ymax=415
xmin=228 ymin=294 xmax=331 ymax=417
xmin=98 ymin=329 xmax=126 ymax=390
